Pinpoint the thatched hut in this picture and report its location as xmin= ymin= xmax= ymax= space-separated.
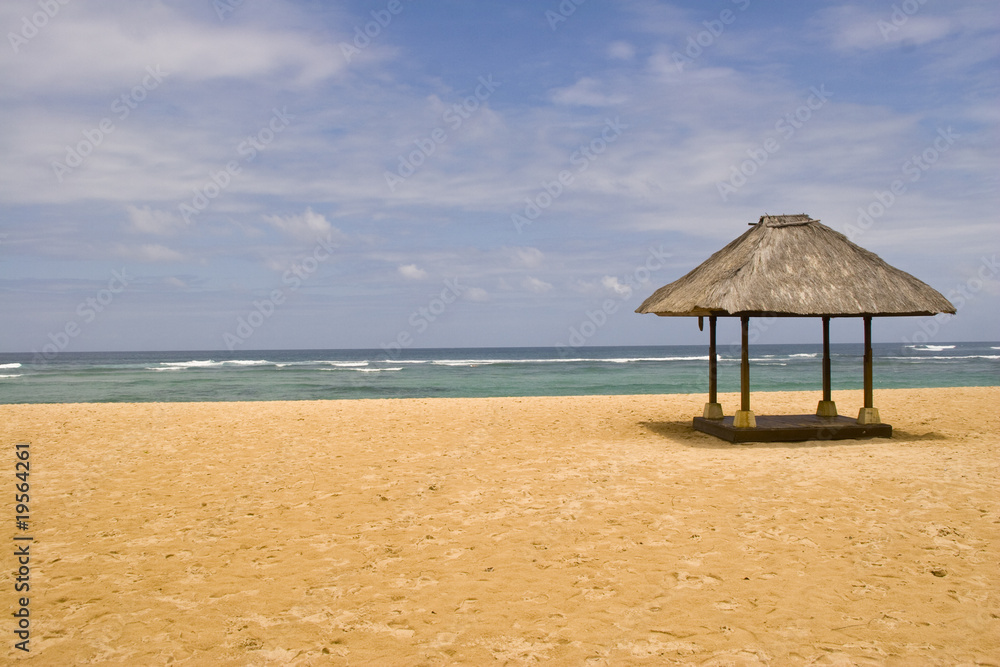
xmin=636 ymin=214 xmax=955 ymax=442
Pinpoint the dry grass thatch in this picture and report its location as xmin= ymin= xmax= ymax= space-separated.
xmin=636 ymin=214 xmax=956 ymax=317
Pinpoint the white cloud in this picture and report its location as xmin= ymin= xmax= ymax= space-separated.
xmin=601 ymin=275 xmax=632 ymax=298
xmin=0 ymin=3 xmax=348 ymax=94
xmin=522 ymin=276 xmax=553 ymax=293
xmin=113 ymin=243 xmax=185 ymax=262
xmin=814 ymin=5 xmax=952 ymax=52
xmin=125 ymin=205 xmax=186 ymax=235
xmin=263 ymin=208 xmax=339 ymax=242
xmin=607 ymin=41 xmax=636 ymax=61
xmin=463 ymin=287 xmax=489 ymax=302
xmin=508 ymin=247 xmax=545 ymax=269
xmin=550 ymin=77 xmax=627 ymax=107
xmin=398 ymin=264 xmax=428 ymax=280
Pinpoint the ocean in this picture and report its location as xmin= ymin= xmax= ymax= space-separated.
xmin=0 ymin=342 xmax=997 ymax=404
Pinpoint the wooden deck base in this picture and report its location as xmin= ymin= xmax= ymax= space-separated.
xmin=693 ymin=414 xmax=892 ymax=443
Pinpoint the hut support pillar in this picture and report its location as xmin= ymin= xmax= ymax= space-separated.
xmin=734 ymin=315 xmax=756 ymax=428
xmin=817 ymin=316 xmax=838 ymax=417
xmin=703 ymin=315 xmax=723 ymax=419
xmin=857 ymin=316 xmax=881 ymax=425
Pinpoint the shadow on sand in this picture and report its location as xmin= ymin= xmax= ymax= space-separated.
xmin=637 ymin=420 xmax=932 ymax=450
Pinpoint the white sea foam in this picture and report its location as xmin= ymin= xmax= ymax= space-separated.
xmin=0 ymin=374 xmax=22 ymax=379
xmin=426 ymin=356 xmax=710 ymax=366
xmin=431 ymin=359 xmax=535 ymax=366
xmin=430 ymin=360 xmax=511 ymax=366
xmin=789 ymin=353 xmax=818 ymax=358
xmin=320 ymin=367 xmax=401 ymax=373
xmin=604 ymin=356 xmax=709 ymax=363
xmin=159 ymin=360 xmax=220 ymax=368
xmin=0 ymin=363 xmax=22 ymax=369
xmin=906 ymin=344 xmax=956 ymax=352
xmin=271 ymin=360 xmax=367 ymax=368
xmin=157 ymin=360 xmax=272 ymax=369
xmin=886 ymin=355 xmax=999 ymax=361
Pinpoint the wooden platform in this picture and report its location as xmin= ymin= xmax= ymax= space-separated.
xmin=693 ymin=414 xmax=892 ymax=443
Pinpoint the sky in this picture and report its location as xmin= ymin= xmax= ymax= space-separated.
xmin=1 ymin=0 xmax=997 ymax=354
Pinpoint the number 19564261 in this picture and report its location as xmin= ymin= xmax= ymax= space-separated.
xmin=15 ymin=444 xmax=30 ymax=529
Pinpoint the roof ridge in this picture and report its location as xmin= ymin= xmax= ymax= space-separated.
xmin=757 ymin=213 xmax=817 ymax=227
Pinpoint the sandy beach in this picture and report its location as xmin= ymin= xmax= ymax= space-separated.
xmin=2 ymin=387 xmax=998 ymax=665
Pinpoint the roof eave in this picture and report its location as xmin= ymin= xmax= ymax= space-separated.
xmin=637 ymin=308 xmax=957 ymax=317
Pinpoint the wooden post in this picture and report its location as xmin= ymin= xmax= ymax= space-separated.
xmin=863 ymin=315 xmax=873 ymax=408
xmin=857 ymin=315 xmax=880 ymax=424
xmin=817 ymin=316 xmax=837 ymax=417
xmin=703 ymin=315 xmax=722 ymax=419
xmin=823 ymin=317 xmax=832 ymax=402
xmin=734 ymin=315 xmax=755 ymax=427
xmin=740 ymin=316 xmax=750 ymax=411
xmin=709 ymin=316 xmax=718 ymax=405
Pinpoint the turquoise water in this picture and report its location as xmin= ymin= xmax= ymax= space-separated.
xmin=0 ymin=342 xmax=997 ymax=404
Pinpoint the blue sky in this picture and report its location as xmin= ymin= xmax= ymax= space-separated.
xmin=1 ymin=0 xmax=997 ymax=353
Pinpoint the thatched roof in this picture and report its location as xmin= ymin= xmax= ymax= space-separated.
xmin=636 ymin=214 xmax=955 ymax=317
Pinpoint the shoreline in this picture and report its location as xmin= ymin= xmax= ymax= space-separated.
xmin=3 ymin=387 xmax=998 ymax=664
xmin=1 ymin=383 xmax=998 ymax=407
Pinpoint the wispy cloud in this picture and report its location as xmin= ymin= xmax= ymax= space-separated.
xmin=398 ymin=264 xmax=428 ymax=281
xmin=550 ymin=77 xmax=628 ymax=107
xmin=113 ymin=243 xmax=186 ymax=263
xmin=125 ymin=205 xmax=186 ymax=236
xmin=814 ymin=5 xmax=952 ymax=52
xmin=522 ymin=276 xmax=554 ymax=293
xmin=264 ymin=208 xmax=340 ymax=242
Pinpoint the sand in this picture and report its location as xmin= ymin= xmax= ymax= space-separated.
xmin=2 ymin=387 xmax=998 ymax=665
